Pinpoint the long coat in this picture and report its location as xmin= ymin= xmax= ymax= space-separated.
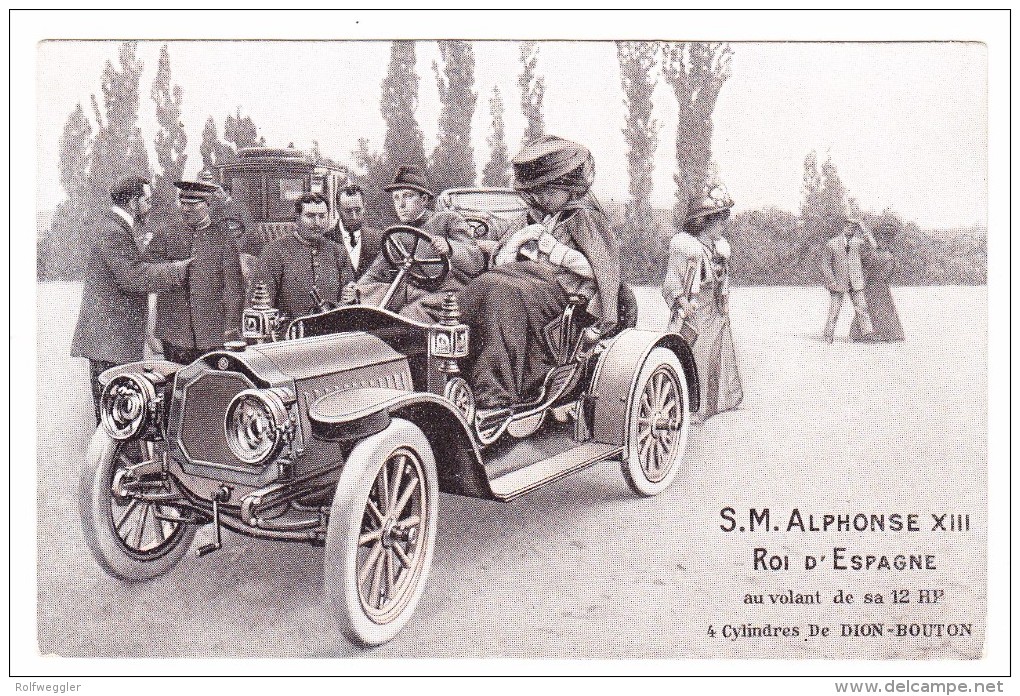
xmin=70 ymin=210 xmax=190 ymax=363
xmin=358 ymin=210 xmax=485 ymax=312
xmin=821 ymin=234 xmax=868 ymax=293
xmin=149 ymin=216 xmax=244 ymax=351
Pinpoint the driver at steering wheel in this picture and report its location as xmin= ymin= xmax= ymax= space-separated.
xmin=357 ymin=165 xmax=485 ymax=322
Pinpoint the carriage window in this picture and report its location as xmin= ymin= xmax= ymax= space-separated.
xmin=269 ymin=177 xmax=306 ymax=220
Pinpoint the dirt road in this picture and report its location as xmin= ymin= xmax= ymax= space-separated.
xmin=35 ymin=283 xmax=987 ymax=659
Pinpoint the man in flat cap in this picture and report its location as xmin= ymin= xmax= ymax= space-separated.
xmin=357 ymin=165 xmax=485 ymax=321
xmin=248 ymin=192 xmax=355 ymax=321
xmin=147 ymin=179 xmax=244 ymax=364
xmin=71 ymin=175 xmax=192 ymax=423
xmin=456 ymin=135 xmax=621 ymax=423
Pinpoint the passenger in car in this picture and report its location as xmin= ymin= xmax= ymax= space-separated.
xmin=248 ymin=192 xmax=356 ymax=321
xmin=455 ymin=135 xmax=621 ymax=418
xmin=357 ymin=165 xmax=485 ymax=322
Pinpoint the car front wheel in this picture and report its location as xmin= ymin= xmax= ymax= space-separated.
xmin=80 ymin=429 xmax=196 ymax=582
xmin=324 ymin=418 xmax=439 ymax=646
xmin=621 ymin=347 xmax=691 ymax=496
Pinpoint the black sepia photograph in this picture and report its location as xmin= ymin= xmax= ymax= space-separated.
xmin=12 ymin=8 xmax=1009 ymax=691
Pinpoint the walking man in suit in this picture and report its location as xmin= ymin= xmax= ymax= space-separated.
xmin=70 ymin=176 xmax=192 ymax=423
xmin=821 ymin=217 xmax=878 ymax=343
xmin=324 ymin=184 xmax=383 ymax=279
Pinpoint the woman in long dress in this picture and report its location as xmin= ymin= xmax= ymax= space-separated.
xmin=662 ymin=184 xmax=744 ymax=421
xmin=850 ymin=223 xmax=905 ymax=342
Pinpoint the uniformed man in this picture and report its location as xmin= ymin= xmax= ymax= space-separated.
xmin=324 ymin=183 xmax=383 ymax=279
xmin=248 ymin=192 xmax=356 ymax=320
xmin=71 ymin=176 xmax=192 ymax=423
xmin=198 ymin=168 xmax=262 ymax=287
xmin=357 ymin=165 xmax=484 ymax=321
xmin=149 ymin=180 xmax=244 ymax=365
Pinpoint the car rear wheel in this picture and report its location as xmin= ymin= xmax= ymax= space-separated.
xmin=621 ymin=347 xmax=690 ymax=496
xmin=324 ymin=418 xmax=439 ymax=646
xmin=80 ymin=429 xmax=196 ymax=582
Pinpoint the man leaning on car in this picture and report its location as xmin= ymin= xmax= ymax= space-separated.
xmin=70 ymin=176 xmax=192 ymax=424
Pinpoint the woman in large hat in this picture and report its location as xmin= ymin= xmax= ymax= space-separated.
xmin=456 ymin=135 xmax=621 ymax=420
xmin=662 ymin=183 xmax=744 ymax=421
xmin=849 ymin=221 xmax=905 ymax=342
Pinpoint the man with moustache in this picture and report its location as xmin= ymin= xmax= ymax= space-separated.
xmin=325 ymin=184 xmax=383 ymax=280
xmin=70 ymin=176 xmax=192 ymax=423
xmin=249 ymin=192 xmax=355 ymax=320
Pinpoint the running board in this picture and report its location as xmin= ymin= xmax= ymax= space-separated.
xmin=488 ymin=442 xmax=623 ymax=501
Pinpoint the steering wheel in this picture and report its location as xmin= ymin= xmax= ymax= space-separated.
xmin=380 ymin=225 xmax=451 ymax=288
xmin=462 ymin=215 xmax=490 ymax=240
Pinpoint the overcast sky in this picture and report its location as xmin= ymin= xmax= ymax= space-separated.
xmin=36 ymin=40 xmax=987 ymax=229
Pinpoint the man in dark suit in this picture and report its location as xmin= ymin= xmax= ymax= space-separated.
xmin=149 ymin=180 xmax=244 ymax=365
xmin=324 ymin=184 xmax=383 ymax=280
xmin=70 ymin=176 xmax=192 ymax=423
xmin=821 ymin=217 xmax=878 ymax=343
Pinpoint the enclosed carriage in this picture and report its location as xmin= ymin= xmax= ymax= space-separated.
xmin=211 ymin=146 xmax=350 ymax=239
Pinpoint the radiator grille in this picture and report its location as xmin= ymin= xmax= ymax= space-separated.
xmin=178 ymin=371 xmax=255 ymax=469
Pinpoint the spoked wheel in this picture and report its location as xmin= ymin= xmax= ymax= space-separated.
xmin=80 ymin=429 xmax=196 ymax=581
xmin=621 ymin=347 xmax=691 ymax=496
xmin=325 ymin=418 xmax=439 ymax=646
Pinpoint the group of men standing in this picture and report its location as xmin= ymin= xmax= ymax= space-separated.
xmin=70 ymin=169 xmax=397 ymax=423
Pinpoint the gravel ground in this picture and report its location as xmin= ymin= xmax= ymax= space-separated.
xmin=35 ymin=282 xmax=987 ymax=659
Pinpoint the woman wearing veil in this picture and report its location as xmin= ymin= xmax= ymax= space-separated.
xmin=662 ymin=184 xmax=744 ymax=422
xmin=456 ymin=135 xmax=620 ymax=420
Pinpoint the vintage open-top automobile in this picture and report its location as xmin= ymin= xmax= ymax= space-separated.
xmin=81 ymin=199 xmax=699 ymax=647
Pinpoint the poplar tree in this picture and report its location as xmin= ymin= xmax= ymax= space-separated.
xmin=381 ymin=40 xmax=427 ymax=173
xmin=481 ymin=86 xmax=511 ymax=187
xmin=150 ymin=44 xmax=188 ymax=219
xmin=429 ymin=40 xmax=477 ymax=190
xmin=87 ymin=41 xmax=151 ymax=204
xmin=199 ymin=116 xmax=236 ymax=169
xmin=617 ymin=41 xmax=660 ymax=237
xmin=224 ymin=107 xmax=260 ymax=151
xmin=39 ymin=104 xmax=93 ymax=279
xmin=661 ymin=42 xmax=733 ymax=230
xmin=518 ymin=41 xmax=546 ymax=145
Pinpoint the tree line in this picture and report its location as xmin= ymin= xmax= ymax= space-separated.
xmin=39 ymin=40 xmax=986 ymax=286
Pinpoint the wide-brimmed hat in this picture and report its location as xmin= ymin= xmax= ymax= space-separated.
xmin=383 ymin=165 xmax=434 ymax=197
xmin=174 ymin=180 xmax=220 ymax=203
xmin=685 ymin=184 xmax=734 ymax=223
xmin=512 ymin=135 xmax=594 ymax=193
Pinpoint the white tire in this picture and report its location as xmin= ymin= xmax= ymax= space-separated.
xmin=621 ymin=347 xmax=691 ymax=496
xmin=80 ymin=429 xmax=196 ymax=582
xmin=324 ymin=418 xmax=439 ymax=646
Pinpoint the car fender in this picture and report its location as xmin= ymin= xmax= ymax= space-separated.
xmin=98 ymin=359 xmax=184 ymax=388
xmin=588 ymin=329 xmax=699 ymax=447
xmin=309 ymin=387 xmax=494 ymax=499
